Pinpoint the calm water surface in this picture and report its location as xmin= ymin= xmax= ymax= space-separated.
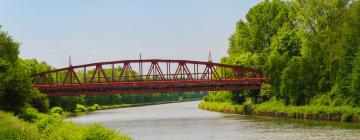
xmin=69 ymin=101 xmax=360 ymax=140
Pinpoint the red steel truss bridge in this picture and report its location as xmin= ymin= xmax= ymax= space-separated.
xmin=32 ymin=59 xmax=266 ymax=96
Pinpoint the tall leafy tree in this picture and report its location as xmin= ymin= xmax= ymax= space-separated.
xmin=0 ymin=31 xmax=29 ymax=114
xmin=207 ymin=0 xmax=360 ymax=107
xmin=0 ymin=30 xmax=50 ymax=113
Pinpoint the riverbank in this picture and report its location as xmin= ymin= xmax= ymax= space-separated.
xmin=198 ymin=101 xmax=360 ymax=122
xmin=0 ymin=110 xmax=131 ymax=140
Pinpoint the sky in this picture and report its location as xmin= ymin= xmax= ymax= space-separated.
xmin=0 ymin=0 xmax=262 ymax=68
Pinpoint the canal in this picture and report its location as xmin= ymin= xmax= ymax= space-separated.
xmin=69 ymin=101 xmax=360 ymax=140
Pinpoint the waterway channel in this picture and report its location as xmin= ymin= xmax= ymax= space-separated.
xmin=69 ymin=101 xmax=360 ymax=140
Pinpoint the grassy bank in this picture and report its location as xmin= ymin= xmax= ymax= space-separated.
xmin=0 ymin=109 xmax=131 ymax=140
xmin=1 ymin=99 xmax=203 ymax=139
xmin=198 ymin=101 xmax=245 ymax=114
xmin=199 ymin=101 xmax=360 ymax=122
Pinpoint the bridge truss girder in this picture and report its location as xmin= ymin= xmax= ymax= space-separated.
xmin=32 ymin=59 xmax=266 ymax=96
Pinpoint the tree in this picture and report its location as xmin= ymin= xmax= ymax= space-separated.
xmin=220 ymin=0 xmax=291 ymax=104
xmin=0 ymin=30 xmax=50 ymax=114
xmin=350 ymin=48 xmax=360 ymax=105
xmin=0 ymin=31 xmax=26 ymax=114
xmin=211 ymin=0 xmax=360 ymax=107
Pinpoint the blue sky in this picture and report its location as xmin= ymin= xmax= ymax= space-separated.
xmin=0 ymin=0 xmax=262 ymax=68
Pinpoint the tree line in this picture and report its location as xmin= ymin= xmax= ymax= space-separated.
xmin=206 ymin=0 xmax=360 ymax=107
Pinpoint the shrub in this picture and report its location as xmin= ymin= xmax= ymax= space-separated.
xmin=82 ymin=124 xmax=131 ymax=140
xmin=29 ymin=90 xmax=49 ymax=113
xmin=87 ymin=106 xmax=95 ymax=111
xmin=19 ymin=107 xmax=40 ymax=122
xmin=75 ymin=104 xmax=87 ymax=112
xmin=34 ymin=114 xmax=64 ymax=136
xmin=33 ymin=113 xmax=131 ymax=140
xmin=0 ymin=111 xmax=44 ymax=139
xmin=93 ymin=104 xmax=100 ymax=110
xmin=50 ymin=107 xmax=64 ymax=115
xmin=310 ymin=94 xmax=332 ymax=106
xmin=198 ymin=101 xmax=245 ymax=114
xmin=341 ymin=113 xmax=352 ymax=122
xmin=88 ymin=104 xmax=100 ymax=111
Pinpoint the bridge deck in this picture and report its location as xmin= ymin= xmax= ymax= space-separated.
xmin=35 ymin=78 xmax=265 ymax=96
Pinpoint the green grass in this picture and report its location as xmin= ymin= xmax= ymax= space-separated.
xmin=253 ymin=100 xmax=360 ymax=122
xmin=0 ymin=111 xmax=44 ymax=140
xmin=0 ymin=110 xmax=132 ymax=140
xmin=199 ymin=100 xmax=360 ymax=122
xmin=198 ymin=101 xmax=245 ymax=114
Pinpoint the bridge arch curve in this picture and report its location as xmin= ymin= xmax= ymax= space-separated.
xmin=32 ymin=59 xmax=266 ymax=96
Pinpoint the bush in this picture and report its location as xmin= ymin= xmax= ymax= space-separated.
xmin=93 ymin=104 xmax=100 ymax=110
xmin=198 ymin=101 xmax=245 ymax=114
xmin=50 ymin=107 xmax=64 ymax=115
xmin=0 ymin=75 xmax=33 ymax=114
xmin=82 ymin=124 xmax=131 ymax=140
xmin=0 ymin=111 xmax=44 ymax=139
xmin=29 ymin=90 xmax=49 ymax=113
xmin=19 ymin=107 xmax=40 ymax=123
xmin=75 ymin=104 xmax=87 ymax=112
xmin=33 ymin=113 xmax=131 ymax=139
xmin=88 ymin=104 xmax=100 ymax=111
xmin=34 ymin=114 xmax=66 ymax=137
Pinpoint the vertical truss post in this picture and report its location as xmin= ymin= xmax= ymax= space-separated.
xmin=139 ymin=61 xmax=143 ymax=80
xmin=97 ymin=66 xmax=100 ymax=82
xmin=112 ymin=64 xmax=115 ymax=82
xmin=167 ymin=62 xmax=170 ymax=80
xmin=221 ymin=67 xmax=224 ymax=80
xmin=139 ymin=54 xmax=143 ymax=80
xmin=193 ymin=64 xmax=196 ymax=80
xmin=84 ymin=67 xmax=87 ymax=83
xmin=196 ymin=64 xmax=199 ymax=80
xmin=166 ymin=62 xmax=168 ymax=80
xmin=56 ymin=71 xmax=59 ymax=85
xmin=69 ymin=69 xmax=73 ymax=84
